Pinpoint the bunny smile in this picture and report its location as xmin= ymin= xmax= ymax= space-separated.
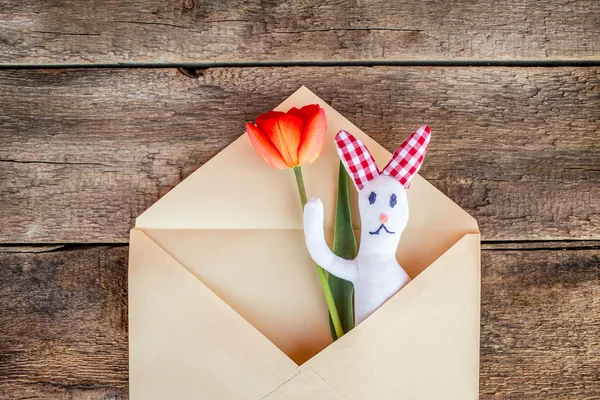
xmin=369 ymin=224 xmax=396 ymax=235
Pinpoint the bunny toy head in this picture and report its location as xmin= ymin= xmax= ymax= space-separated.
xmin=335 ymin=126 xmax=431 ymax=256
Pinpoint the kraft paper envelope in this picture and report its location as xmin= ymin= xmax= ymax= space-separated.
xmin=129 ymin=86 xmax=481 ymax=400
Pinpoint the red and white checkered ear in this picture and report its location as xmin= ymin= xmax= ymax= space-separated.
xmin=382 ymin=125 xmax=431 ymax=188
xmin=334 ymin=130 xmax=380 ymax=190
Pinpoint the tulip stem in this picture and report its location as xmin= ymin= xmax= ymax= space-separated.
xmin=293 ymin=166 xmax=345 ymax=340
xmin=293 ymin=166 xmax=309 ymax=206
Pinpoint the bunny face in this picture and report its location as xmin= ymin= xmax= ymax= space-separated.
xmin=358 ymin=175 xmax=408 ymax=254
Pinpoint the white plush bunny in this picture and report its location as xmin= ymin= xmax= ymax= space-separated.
xmin=303 ymin=126 xmax=431 ymax=325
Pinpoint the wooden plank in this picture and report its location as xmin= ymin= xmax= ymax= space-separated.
xmin=1 ymin=0 xmax=599 ymax=65
xmin=0 ymin=67 xmax=599 ymax=243
xmin=480 ymin=248 xmax=600 ymax=399
xmin=0 ymin=246 xmax=128 ymax=400
xmin=0 ymin=246 xmax=598 ymax=399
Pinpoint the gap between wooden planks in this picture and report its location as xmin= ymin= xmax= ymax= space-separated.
xmin=0 ymin=67 xmax=598 ymax=244
xmin=0 ymin=245 xmax=598 ymax=399
xmin=1 ymin=0 xmax=599 ymax=64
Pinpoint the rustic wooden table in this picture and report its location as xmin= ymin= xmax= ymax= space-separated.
xmin=1 ymin=1 xmax=599 ymax=399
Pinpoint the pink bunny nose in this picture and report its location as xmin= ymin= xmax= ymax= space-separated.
xmin=380 ymin=214 xmax=388 ymax=224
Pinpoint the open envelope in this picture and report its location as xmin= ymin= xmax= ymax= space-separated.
xmin=129 ymin=87 xmax=481 ymax=400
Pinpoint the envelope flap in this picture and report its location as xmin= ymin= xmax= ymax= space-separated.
xmin=262 ymin=369 xmax=348 ymax=400
xmin=303 ymin=233 xmax=481 ymax=400
xmin=135 ymin=87 xmax=478 ymax=237
xmin=129 ymin=229 xmax=297 ymax=400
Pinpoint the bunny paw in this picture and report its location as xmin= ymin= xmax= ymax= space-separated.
xmin=305 ymin=197 xmax=324 ymax=214
xmin=303 ymin=197 xmax=325 ymax=230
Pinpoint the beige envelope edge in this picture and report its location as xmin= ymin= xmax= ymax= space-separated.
xmin=129 ymin=87 xmax=481 ymax=399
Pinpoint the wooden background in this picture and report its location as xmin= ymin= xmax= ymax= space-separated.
xmin=0 ymin=1 xmax=599 ymax=399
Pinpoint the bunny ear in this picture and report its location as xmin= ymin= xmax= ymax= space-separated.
xmin=335 ymin=130 xmax=380 ymax=190
xmin=382 ymin=125 xmax=431 ymax=188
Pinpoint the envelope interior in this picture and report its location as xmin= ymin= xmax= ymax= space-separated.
xmin=140 ymin=216 xmax=476 ymax=365
xmin=135 ymin=87 xmax=479 ymax=365
xmin=142 ymin=228 xmax=332 ymax=365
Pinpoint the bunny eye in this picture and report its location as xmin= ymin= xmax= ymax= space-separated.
xmin=390 ymin=194 xmax=397 ymax=208
xmin=368 ymin=192 xmax=377 ymax=205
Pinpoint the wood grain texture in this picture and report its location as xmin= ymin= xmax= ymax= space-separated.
xmin=0 ymin=246 xmax=598 ymax=399
xmin=0 ymin=246 xmax=128 ymax=400
xmin=480 ymin=248 xmax=600 ymax=399
xmin=1 ymin=0 xmax=599 ymax=65
xmin=1 ymin=67 xmax=598 ymax=243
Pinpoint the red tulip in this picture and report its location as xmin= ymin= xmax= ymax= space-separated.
xmin=246 ymin=104 xmax=327 ymax=169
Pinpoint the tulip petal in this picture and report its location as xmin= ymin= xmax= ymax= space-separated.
xmin=246 ymin=122 xmax=288 ymax=169
xmin=259 ymin=114 xmax=304 ymax=167
xmin=287 ymin=104 xmax=322 ymax=122
xmin=256 ymin=111 xmax=286 ymax=132
xmin=298 ymin=106 xmax=326 ymax=165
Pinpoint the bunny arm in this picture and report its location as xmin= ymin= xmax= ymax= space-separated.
xmin=303 ymin=198 xmax=358 ymax=283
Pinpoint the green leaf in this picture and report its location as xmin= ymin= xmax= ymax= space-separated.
xmin=328 ymin=161 xmax=358 ymax=339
